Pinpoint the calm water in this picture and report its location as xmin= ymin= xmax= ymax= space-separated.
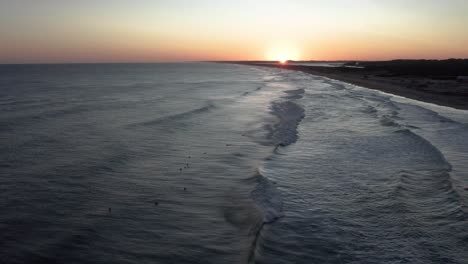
xmin=1 ymin=63 xmax=467 ymax=263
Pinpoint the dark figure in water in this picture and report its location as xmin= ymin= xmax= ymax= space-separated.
xmin=108 ymin=207 xmax=112 ymax=213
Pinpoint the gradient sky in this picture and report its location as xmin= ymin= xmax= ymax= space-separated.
xmin=1 ymin=0 xmax=467 ymax=63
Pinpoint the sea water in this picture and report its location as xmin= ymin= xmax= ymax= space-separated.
xmin=1 ymin=63 xmax=467 ymax=263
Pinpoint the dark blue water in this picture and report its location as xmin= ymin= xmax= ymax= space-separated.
xmin=1 ymin=63 xmax=467 ymax=263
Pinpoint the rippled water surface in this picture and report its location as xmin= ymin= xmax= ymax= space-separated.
xmin=1 ymin=63 xmax=467 ymax=263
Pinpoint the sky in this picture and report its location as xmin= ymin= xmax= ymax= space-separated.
xmin=1 ymin=0 xmax=467 ymax=63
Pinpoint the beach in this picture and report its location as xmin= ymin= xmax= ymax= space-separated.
xmin=239 ymin=62 xmax=468 ymax=110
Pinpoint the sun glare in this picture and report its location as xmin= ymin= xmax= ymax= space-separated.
xmin=271 ymin=54 xmax=292 ymax=64
xmin=266 ymin=45 xmax=300 ymax=64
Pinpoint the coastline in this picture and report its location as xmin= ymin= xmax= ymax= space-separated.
xmin=237 ymin=63 xmax=468 ymax=110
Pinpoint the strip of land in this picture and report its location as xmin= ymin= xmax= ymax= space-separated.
xmin=231 ymin=60 xmax=468 ymax=110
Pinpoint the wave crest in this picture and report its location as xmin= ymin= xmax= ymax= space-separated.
xmin=265 ymin=101 xmax=305 ymax=147
xmin=128 ymin=103 xmax=215 ymax=127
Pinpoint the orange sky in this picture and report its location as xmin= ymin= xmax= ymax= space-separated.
xmin=1 ymin=0 xmax=467 ymax=63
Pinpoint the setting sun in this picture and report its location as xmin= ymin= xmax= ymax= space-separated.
xmin=266 ymin=45 xmax=300 ymax=63
xmin=267 ymin=53 xmax=299 ymax=63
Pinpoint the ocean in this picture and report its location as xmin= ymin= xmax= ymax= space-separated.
xmin=1 ymin=63 xmax=467 ymax=263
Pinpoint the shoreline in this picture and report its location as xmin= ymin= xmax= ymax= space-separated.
xmin=237 ymin=63 xmax=468 ymax=110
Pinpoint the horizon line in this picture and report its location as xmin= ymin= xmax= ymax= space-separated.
xmin=1 ymin=57 xmax=467 ymax=66
xmin=0 ymin=58 xmax=468 ymax=66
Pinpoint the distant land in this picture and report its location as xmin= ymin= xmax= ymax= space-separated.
xmin=225 ymin=59 xmax=468 ymax=110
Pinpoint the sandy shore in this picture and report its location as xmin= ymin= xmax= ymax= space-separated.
xmin=241 ymin=63 xmax=468 ymax=110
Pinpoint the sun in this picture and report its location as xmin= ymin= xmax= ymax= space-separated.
xmin=278 ymin=57 xmax=288 ymax=64
xmin=266 ymin=46 xmax=300 ymax=64
xmin=270 ymin=54 xmax=291 ymax=64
